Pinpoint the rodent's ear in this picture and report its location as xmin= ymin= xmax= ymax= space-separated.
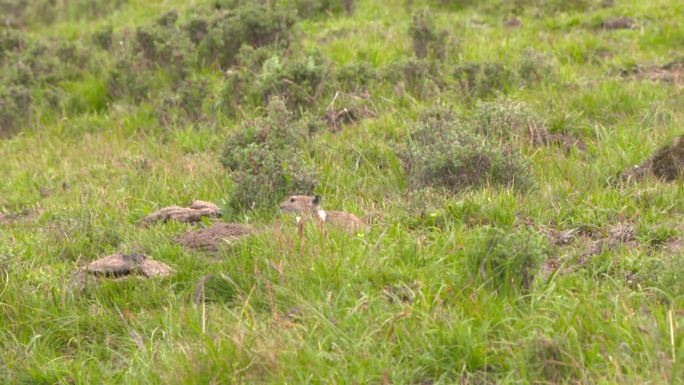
xmin=313 ymin=195 xmax=321 ymax=205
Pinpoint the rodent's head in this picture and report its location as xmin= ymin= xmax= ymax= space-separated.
xmin=279 ymin=194 xmax=321 ymax=213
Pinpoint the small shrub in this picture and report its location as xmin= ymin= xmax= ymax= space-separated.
xmin=0 ymin=84 xmax=32 ymax=135
xmin=452 ymin=54 xmax=552 ymax=100
xmin=106 ymin=55 xmax=152 ymax=101
xmin=384 ymin=58 xmax=443 ymax=98
xmin=453 ymin=61 xmax=514 ymax=98
xmin=193 ymin=4 xmax=295 ymax=68
xmin=133 ymin=13 xmax=193 ymax=80
xmin=221 ymin=98 xmax=317 ymax=210
xmin=408 ymin=8 xmax=450 ymax=60
xmin=92 ymin=25 xmax=113 ymax=49
xmin=219 ymin=50 xmax=330 ymax=115
xmin=285 ymin=0 xmax=351 ymax=18
xmin=469 ymin=98 xmax=542 ymax=140
xmin=399 ymin=109 xmax=532 ymax=193
xmin=466 ymin=227 xmax=550 ymax=294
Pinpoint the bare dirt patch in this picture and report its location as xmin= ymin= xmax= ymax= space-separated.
xmin=324 ymin=107 xmax=357 ymax=132
xmin=72 ymin=253 xmax=174 ymax=288
xmin=599 ymin=17 xmax=635 ymax=30
xmin=176 ymin=222 xmax=255 ymax=251
xmin=143 ymin=200 xmax=221 ymax=225
xmin=540 ymin=223 xmax=638 ymax=278
xmin=383 ymin=281 xmax=420 ymax=304
xmin=623 ymin=59 xmax=683 ymax=84
xmin=505 ymin=18 xmax=522 ymax=28
xmin=529 ymin=128 xmax=587 ymax=153
xmin=0 ymin=208 xmax=40 ymax=225
xmin=618 ymin=135 xmax=684 ymax=182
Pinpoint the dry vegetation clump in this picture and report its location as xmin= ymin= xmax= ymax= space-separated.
xmin=399 ymin=109 xmax=532 ymax=194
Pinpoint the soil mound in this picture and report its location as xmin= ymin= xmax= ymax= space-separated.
xmin=619 ymin=135 xmax=684 ymax=182
xmin=176 ymin=222 xmax=255 ymax=251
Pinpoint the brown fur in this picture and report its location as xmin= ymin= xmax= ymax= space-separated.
xmin=279 ymin=195 xmax=364 ymax=233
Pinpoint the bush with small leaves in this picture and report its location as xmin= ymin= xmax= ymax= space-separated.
xmin=192 ymin=4 xmax=295 ymax=68
xmin=452 ymin=61 xmax=514 ymax=98
xmin=399 ymin=109 xmax=532 ymax=193
xmin=284 ymin=0 xmax=353 ymax=18
xmin=0 ymin=85 xmax=32 ymax=136
xmin=469 ymin=99 xmax=542 ymax=140
xmin=92 ymin=25 xmax=113 ymax=49
xmin=219 ymin=49 xmax=329 ymax=115
xmin=221 ymin=98 xmax=317 ymax=210
xmin=465 ymin=226 xmax=550 ymax=294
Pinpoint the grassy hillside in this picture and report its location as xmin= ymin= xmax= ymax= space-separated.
xmin=1 ymin=0 xmax=684 ymax=383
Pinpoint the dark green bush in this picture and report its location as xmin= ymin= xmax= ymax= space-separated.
xmin=0 ymin=30 xmax=94 ymax=132
xmin=219 ymin=49 xmax=329 ymax=115
xmin=0 ymin=85 xmax=31 ymax=136
xmin=466 ymin=227 xmax=550 ymax=294
xmin=221 ymin=98 xmax=317 ymax=210
xmin=399 ymin=109 xmax=532 ymax=193
xmin=284 ymin=0 xmax=352 ymax=18
xmin=106 ymin=55 xmax=152 ymax=101
xmin=192 ymin=4 xmax=295 ymax=68
xmin=0 ymin=0 xmax=127 ymax=28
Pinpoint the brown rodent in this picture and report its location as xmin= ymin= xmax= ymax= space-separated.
xmin=278 ymin=194 xmax=364 ymax=233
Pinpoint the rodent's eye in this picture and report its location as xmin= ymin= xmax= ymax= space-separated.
xmin=290 ymin=197 xmax=296 ymax=203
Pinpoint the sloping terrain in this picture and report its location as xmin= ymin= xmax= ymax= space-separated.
xmin=1 ymin=0 xmax=684 ymax=383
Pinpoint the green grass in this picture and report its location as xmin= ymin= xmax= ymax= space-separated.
xmin=2 ymin=0 xmax=684 ymax=383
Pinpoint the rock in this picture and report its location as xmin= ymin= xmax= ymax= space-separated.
xmin=83 ymin=253 xmax=145 ymax=277
xmin=143 ymin=200 xmax=221 ymax=225
xmin=139 ymin=259 xmax=175 ymax=277
xmin=73 ymin=253 xmax=174 ymax=288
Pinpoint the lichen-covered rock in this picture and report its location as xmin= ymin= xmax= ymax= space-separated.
xmin=83 ymin=253 xmax=145 ymax=276
xmin=143 ymin=200 xmax=221 ymax=225
xmin=139 ymin=259 xmax=175 ymax=277
xmin=72 ymin=253 xmax=174 ymax=289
